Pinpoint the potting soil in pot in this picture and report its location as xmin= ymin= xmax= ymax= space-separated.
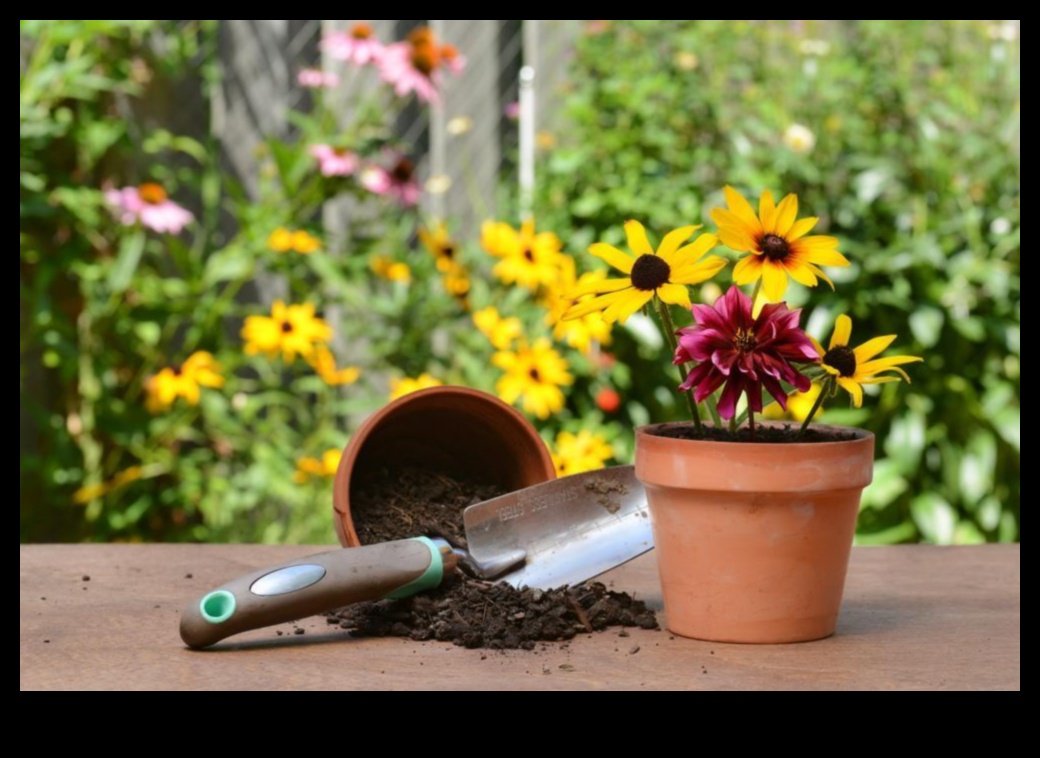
xmin=329 ymin=466 xmax=659 ymax=649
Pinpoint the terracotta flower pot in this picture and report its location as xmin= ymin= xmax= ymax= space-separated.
xmin=635 ymin=421 xmax=874 ymax=643
xmin=333 ymin=386 xmax=556 ymax=547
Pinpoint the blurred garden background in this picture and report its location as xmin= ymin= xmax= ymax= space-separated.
xmin=20 ymin=20 xmax=1020 ymax=545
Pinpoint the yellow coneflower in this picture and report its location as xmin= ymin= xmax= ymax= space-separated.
xmin=145 ymin=351 xmax=224 ymax=412
xmin=419 ymin=221 xmax=460 ymax=272
xmin=473 ymin=307 xmax=522 ymax=350
xmin=307 ymin=346 xmax=361 ymax=386
xmin=812 ymin=315 xmax=922 ymax=407
xmin=552 ymin=430 xmax=613 ymax=477
xmin=493 ymin=338 xmax=573 ymax=419
xmin=711 ymin=186 xmax=849 ymax=303
xmin=389 ymin=373 xmax=443 ymax=401
xmin=563 ymin=220 xmax=726 ymax=324
xmin=241 ymin=301 xmax=332 ymax=363
xmin=293 ymin=449 xmax=342 ymax=484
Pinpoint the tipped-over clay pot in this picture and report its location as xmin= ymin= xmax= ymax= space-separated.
xmin=333 ymin=386 xmax=556 ymax=547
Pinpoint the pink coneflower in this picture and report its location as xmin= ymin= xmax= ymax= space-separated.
xmin=322 ymin=22 xmax=384 ymax=66
xmin=503 ymin=101 xmax=520 ymax=120
xmin=378 ymin=27 xmax=465 ymax=104
xmin=104 ymin=183 xmax=193 ymax=234
xmin=309 ymin=144 xmax=359 ymax=177
xmin=360 ymin=155 xmax=421 ymax=207
xmin=296 ymin=68 xmax=340 ymax=89
xmin=674 ymin=286 xmax=817 ymax=420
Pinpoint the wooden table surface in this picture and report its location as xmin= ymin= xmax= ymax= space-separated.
xmin=20 ymin=544 xmax=1020 ymax=691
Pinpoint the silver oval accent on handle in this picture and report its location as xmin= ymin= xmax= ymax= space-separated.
xmin=249 ymin=564 xmax=327 ymax=596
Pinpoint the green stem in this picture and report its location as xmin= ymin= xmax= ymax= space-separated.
xmin=747 ymin=396 xmax=756 ymax=441
xmin=796 ymin=380 xmax=830 ymax=440
xmin=654 ymin=296 xmax=702 ymax=434
xmin=749 ymin=278 xmax=763 ymax=305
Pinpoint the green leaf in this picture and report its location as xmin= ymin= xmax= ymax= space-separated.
xmin=203 ymin=245 xmax=253 ymax=285
xmin=911 ymin=493 xmax=956 ymax=544
xmin=107 ymin=230 xmax=146 ymax=293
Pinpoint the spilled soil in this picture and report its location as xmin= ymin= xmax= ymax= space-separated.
xmin=334 ymin=467 xmax=659 ymax=648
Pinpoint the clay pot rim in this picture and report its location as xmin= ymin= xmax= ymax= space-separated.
xmin=332 ymin=385 xmax=555 ymax=547
xmin=637 ymin=420 xmax=874 ymax=449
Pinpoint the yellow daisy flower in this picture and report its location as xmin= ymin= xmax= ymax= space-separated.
xmin=811 ymin=314 xmax=922 ymax=407
xmin=389 ymin=373 xmax=443 ymax=401
xmin=419 ymin=222 xmax=460 ymax=273
xmin=241 ymin=301 xmax=332 ymax=363
xmin=267 ymin=227 xmax=294 ymax=252
xmin=493 ymin=338 xmax=573 ymax=419
xmin=370 ymin=255 xmax=411 ymax=283
xmin=145 ymin=351 xmax=224 ymax=412
xmin=307 ymin=346 xmax=361 ymax=386
xmin=562 ymin=220 xmax=726 ymax=324
xmin=473 ymin=307 xmax=522 ymax=350
xmin=290 ymin=230 xmax=321 ymax=254
xmin=441 ymin=261 xmax=471 ymax=304
xmin=293 ymin=449 xmax=342 ymax=484
xmin=711 ymin=185 xmax=850 ymax=303
xmin=267 ymin=228 xmax=321 ymax=254
xmin=545 ymin=257 xmax=613 ymax=354
xmin=482 ymin=218 xmax=565 ymax=291
xmin=552 ymin=430 xmax=613 ymax=477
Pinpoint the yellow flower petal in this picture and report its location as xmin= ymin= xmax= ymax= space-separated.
xmin=588 ymin=243 xmax=635 ymax=274
xmin=759 ymin=190 xmax=777 ymax=234
xmin=568 ymin=277 xmax=632 ymax=299
xmin=772 ymin=193 xmax=799 ymax=237
xmin=792 ymin=236 xmax=848 ymax=266
xmin=656 ymin=283 xmax=691 ymax=308
xmin=670 ymin=255 xmax=727 ymax=286
xmin=717 ymin=226 xmax=758 ymax=253
xmin=603 ymin=289 xmax=653 ymax=323
xmin=830 ymin=314 xmax=853 ymax=348
xmin=784 ymin=259 xmax=819 ymax=287
xmin=657 ymin=225 xmax=699 ymax=263
xmin=809 ymin=335 xmax=826 ymax=358
xmin=624 ymin=220 xmax=653 ymax=256
xmin=732 ymin=254 xmax=764 ymax=285
xmin=806 ymin=264 xmax=836 ymax=290
xmin=723 ymin=186 xmax=763 ymax=236
xmin=563 ymin=288 xmax=632 ymax=320
xmin=853 ymin=334 xmax=898 ymax=364
xmin=672 ymin=232 xmax=718 ymax=264
xmin=837 ymin=376 xmax=864 ymax=407
xmin=761 ymin=262 xmax=789 ymax=302
xmin=787 ymin=216 xmax=819 ymax=241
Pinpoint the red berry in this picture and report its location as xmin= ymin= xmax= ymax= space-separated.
xmin=597 ymin=388 xmax=621 ymax=413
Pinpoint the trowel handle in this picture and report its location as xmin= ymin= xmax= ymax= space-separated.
xmin=179 ymin=537 xmax=455 ymax=649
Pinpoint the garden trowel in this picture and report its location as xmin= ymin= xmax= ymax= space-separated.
xmin=180 ymin=465 xmax=651 ymax=648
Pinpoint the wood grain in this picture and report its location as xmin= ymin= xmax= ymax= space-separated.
xmin=20 ymin=544 xmax=1020 ymax=691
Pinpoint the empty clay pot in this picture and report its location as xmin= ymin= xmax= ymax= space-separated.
xmin=635 ymin=421 xmax=874 ymax=643
xmin=333 ymin=386 xmax=556 ymax=547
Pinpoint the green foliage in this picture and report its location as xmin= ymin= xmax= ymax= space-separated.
xmin=535 ymin=20 xmax=1020 ymax=543
xmin=20 ymin=21 xmax=623 ymax=544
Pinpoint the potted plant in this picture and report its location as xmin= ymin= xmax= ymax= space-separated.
xmin=562 ymin=186 xmax=921 ymax=643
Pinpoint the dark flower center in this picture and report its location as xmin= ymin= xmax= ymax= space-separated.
xmin=171 ymin=366 xmax=183 ymax=377
xmin=522 ymin=247 xmax=534 ymax=262
xmin=392 ymin=158 xmax=415 ymax=183
xmin=351 ymin=23 xmax=373 ymax=39
xmin=823 ymin=345 xmax=856 ymax=377
xmin=528 ymin=367 xmax=541 ymax=381
xmin=630 ymin=254 xmax=671 ymax=291
xmin=733 ymin=328 xmax=757 ymax=353
xmin=411 ymin=47 xmax=437 ymax=75
xmin=281 ymin=320 xmax=294 ymax=334
xmin=440 ymin=244 xmax=456 ymax=259
xmin=760 ymin=234 xmax=791 ymax=261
